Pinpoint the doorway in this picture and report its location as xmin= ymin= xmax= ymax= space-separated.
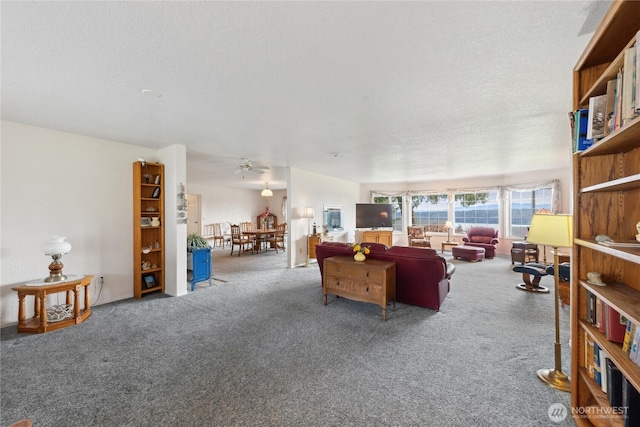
xmin=186 ymin=193 xmax=202 ymax=235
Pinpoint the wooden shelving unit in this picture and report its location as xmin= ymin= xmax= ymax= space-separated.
xmin=571 ymin=1 xmax=640 ymax=425
xmin=133 ymin=161 xmax=165 ymax=298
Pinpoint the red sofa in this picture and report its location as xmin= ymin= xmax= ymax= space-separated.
xmin=462 ymin=227 xmax=499 ymax=258
xmin=315 ymin=242 xmax=455 ymax=311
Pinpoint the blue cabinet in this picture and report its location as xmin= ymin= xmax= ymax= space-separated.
xmin=187 ymin=248 xmax=212 ymax=291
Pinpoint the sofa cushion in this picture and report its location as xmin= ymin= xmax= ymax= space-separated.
xmin=388 ymin=246 xmax=437 ymax=257
xmin=470 ymin=235 xmax=494 ymax=244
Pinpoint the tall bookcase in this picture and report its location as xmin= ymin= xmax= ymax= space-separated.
xmin=133 ymin=161 xmax=165 ymax=298
xmin=571 ymin=1 xmax=640 ymax=425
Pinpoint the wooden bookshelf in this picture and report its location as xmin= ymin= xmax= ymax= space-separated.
xmin=571 ymin=1 xmax=640 ymax=425
xmin=133 ymin=161 xmax=165 ymax=298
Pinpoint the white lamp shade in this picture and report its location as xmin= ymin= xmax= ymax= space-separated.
xmin=303 ymin=207 xmax=315 ymax=219
xmin=42 ymin=236 xmax=72 ymax=255
xmin=444 ymin=221 xmax=453 ymax=229
xmin=526 ymin=214 xmax=573 ymax=248
xmin=261 ymin=182 xmax=273 ymax=197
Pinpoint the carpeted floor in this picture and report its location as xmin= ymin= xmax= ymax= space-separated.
xmin=1 ymin=248 xmax=575 ymax=426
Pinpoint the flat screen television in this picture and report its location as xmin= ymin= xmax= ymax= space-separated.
xmin=356 ymin=203 xmax=393 ymax=229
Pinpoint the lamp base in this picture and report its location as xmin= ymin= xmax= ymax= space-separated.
xmin=537 ymin=368 xmax=570 ymax=392
xmin=45 ymin=259 xmax=67 ymax=282
xmin=44 ymin=274 xmax=68 ymax=282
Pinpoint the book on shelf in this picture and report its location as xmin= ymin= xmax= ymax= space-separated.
xmin=607 ymin=359 xmax=623 ymax=408
xmin=623 ymin=377 xmax=640 ymax=426
xmin=573 ymin=109 xmax=593 ymax=152
xmin=587 ymin=94 xmax=607 ymax=140
xmin=623 ymin=320 xmax=637 ymax=355
xmin=596 ymin=298 xmax=604 ymax=333
xmin=622 ymin=47 xmax=638 ymax=125
xmin=606 ymin=305 xmax=627 ymax=344
xmin=604 ymin=79 xmax=617 ymax=136
xmin=594 ymin=341 xmax=603 ymax=386
xmin=630 ymin=326 xmax=640 ymax=364
xmin=586 ymin=332 xmax=595 ymax=379
xmin=587 ymin=291 xmax=596 ymax=324
xmin=600 ymin=348 xmax=609 ymax=394
xmin=615 ymin=69 xmax=623 ymax=131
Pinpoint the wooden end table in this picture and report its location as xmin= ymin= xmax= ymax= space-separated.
xmin=441 ymin=241 xmax=459 ymax=253
xmin=11 ymin=275 xmax=93 ymax=334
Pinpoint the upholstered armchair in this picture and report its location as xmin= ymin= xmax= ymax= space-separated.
xmin=462 ymin=227 xmax=499 ymax=258
xmin=407 ymin=226 xmax=431 ymax=248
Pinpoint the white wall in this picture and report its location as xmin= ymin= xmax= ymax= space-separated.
xmin=0 ymin=121 xmax=170 ymax=326
xmin=288 ymin=168 xmax=360 ymax=267
xmin=160 ymin=145 xmax=188 ymax=297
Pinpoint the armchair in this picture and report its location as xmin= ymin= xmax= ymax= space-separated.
xmin=407 ymin=226 xmax=431 ymax=248
xmin=462 ymin=227 xmax=498 ymax=258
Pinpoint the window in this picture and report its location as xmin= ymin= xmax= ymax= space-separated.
xmin=509 ymin=187 xmax=553 ymax=238
xmin=410 ymin=193 xmax=449 ymax=233
xmin=373 ymin=195 xmax=403 ymax=232
xmin=453 ymin=191 xmax=499 ymax=234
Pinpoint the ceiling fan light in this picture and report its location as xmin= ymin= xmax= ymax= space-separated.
xmin=261 ymin=182 xmax=273 ymax=198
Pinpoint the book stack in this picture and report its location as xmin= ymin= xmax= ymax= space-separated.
xmin=583 ymin=289 xmax=640 ymax=424
xmin=571 ymin=30 xmax=640 ymax=152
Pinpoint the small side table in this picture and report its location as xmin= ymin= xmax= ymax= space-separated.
xmin=441 ymin=241 xmax=459 ymax=253
xmin=511 ymin=242 xmax=539 ymax=265
xmin=12 ymin=275 xmax=93 ymax=334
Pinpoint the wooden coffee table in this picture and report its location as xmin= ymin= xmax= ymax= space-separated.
xmin=441 ymin=241 xmax=459 ymax=253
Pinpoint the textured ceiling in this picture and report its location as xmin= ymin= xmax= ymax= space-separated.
xmin=1 ymin=1 xmax=610 ymax=190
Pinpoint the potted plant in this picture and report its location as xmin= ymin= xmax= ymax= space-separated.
xmin=187 ymin=233 xmax=211 ymax=251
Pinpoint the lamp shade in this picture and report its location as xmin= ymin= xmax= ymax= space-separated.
xmin=444 ymin=220 xmax=453 ymax=229
xmin=41 ymin=236 xmax=72 ymax=255
xmin=303 ymin=207 xmax=315 ymax=219
xmin=526 ymin=214 xmax=573 ymax=248
xmin=261 ymin=182 xmax=273 ymax=198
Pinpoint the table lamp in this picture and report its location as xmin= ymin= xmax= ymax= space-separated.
xmin=444 ymin=221 xmax=453 ymax=242
xmin=525 ymin=213 xmax=573 ymax=392
xmin=303 ymin=207 xmax=315 ymax=267
xmin=41 ymin=236 xmax=72 ymax=282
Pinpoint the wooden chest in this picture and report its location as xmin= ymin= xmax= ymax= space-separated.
xmin=322 ymin=256 xmax=396 ymax=320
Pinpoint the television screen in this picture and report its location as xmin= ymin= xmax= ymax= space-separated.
xmin=356 ymin=204 xmax=393 ymax=229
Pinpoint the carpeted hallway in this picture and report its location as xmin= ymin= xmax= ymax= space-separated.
xmin=1 ymin=248 xmax=574 ymax=426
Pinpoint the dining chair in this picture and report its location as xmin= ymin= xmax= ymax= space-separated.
xmin=272 ymin=223 xmax=286 ymax=253
xmin=212 ymin=223 xmax=224 ymax=247
xmin=230 ymin=224 xmax=253 ymax=256
xmin=241 ymin=221 xmax=260 ymax=251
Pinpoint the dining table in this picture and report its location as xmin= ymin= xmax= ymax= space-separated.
xmin=242 ymin=229 xmax=277 ymax=253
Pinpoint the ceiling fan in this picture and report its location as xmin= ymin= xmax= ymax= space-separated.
xmin=234 ymin=158 xmax=269 ymax=178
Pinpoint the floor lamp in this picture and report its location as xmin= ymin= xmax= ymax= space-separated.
xmin=303 ymin=207 xmax=315 ymax=267
xmin=525 ymin=213 xmax=573 ymax=392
